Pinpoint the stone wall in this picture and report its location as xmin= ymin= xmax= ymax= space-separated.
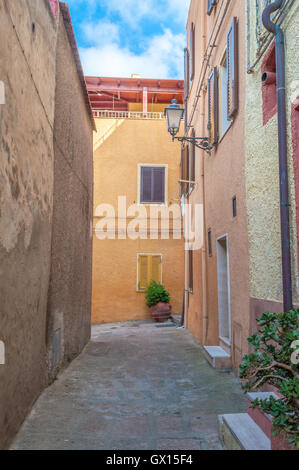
xmin=0 ymin=0 xmax=93 ymax=449
xmin=46 ymin=8 xmax=93 ymax=380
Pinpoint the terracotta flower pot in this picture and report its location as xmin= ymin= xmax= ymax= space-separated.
xmin=150 ymin=302 xmax=172 ymax=323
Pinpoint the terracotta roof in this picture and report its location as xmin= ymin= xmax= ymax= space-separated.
xmin=59 ymin=2 xmax=96 ymax=131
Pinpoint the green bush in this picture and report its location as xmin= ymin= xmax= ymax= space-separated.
xmin=145 ymin=280 xmax=170 ymax=308
xmin=239 ymin=310 xmax=299 ymax=448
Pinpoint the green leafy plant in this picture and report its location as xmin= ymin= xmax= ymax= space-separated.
xmin=145 ymin=280 xmax=170 ymax=308
xmin=239 ymin=310 xmax=299 ymax=448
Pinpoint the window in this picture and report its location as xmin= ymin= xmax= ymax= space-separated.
xmin=139 ymin=166 xmax=166 ymax=204
xmin=232 ymin=196 xmax=237 ymax=217
xmin=220 ymin=51 xmax=232 ymax=137
xmin=207 ymin=0 xmax=217 ymax=15
xmin=208 ymin=230 xmax=212 ymax=257
xmin=137 ymin=254 xmax=162 ymax=291
xmin=208 ymin=67 xmax=219 ymax=145
xmin=188 ymin=249 xmax=193 ymax=292
xmin=227 ymin=17 xmax=239 ymax=119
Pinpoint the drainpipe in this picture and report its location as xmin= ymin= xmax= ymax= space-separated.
xmin=262 ymin=1 xmax=293 ymax=312
xmin=201 ymin=3 xmax=209 ymax=345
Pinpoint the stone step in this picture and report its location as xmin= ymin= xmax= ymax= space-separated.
xmin=218 ymin=413 xmax=271 ymax=450
xmin=203 ymin=346 xmax=232 ymax=370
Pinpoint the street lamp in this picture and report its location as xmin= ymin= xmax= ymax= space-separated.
xmin=164 ymin=99 xmax=211 ymax=151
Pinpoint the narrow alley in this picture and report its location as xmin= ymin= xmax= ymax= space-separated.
xmin=12 ymin=321 xmax=246 ymax=451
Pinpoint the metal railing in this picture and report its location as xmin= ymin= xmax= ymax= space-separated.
xmin=93 ymin=110 xmax=165 ymax=120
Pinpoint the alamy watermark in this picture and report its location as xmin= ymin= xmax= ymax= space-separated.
xmin=0 ymin=340 xmax=5 ymax=365
xmin=94 ymin=196 xmax=203 ymax=250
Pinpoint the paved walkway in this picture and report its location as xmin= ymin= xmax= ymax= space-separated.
xmin=12 ymin=321 xmax=247 ymax=450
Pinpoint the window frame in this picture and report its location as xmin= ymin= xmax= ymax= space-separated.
xmin=137 ymin=253 xmax=163 ymax=292
xmin=138 ymin=164 xmax=168 ymax=206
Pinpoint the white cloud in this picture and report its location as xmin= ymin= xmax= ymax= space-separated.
xmin=80 ymin=28 xmax=185 ymax=79
xmin=69 ymin=0 xmax=190 ymax=78
xmin=102 ymin=0 xmax=190 ymax=27
xmin=81 ymin=20 xmax=120 ymax=46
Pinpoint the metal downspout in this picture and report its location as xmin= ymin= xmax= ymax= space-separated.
xmin=201 ymin=2 xmax=209 ymax=345
xmin=262 ymin=1 xmax=293 ymax=312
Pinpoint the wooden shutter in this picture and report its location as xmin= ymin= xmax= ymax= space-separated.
xmin=140 ymin=167 xmax=152 ymax=202
xmin=208 ymin=67 xmax=219 ymax=145
xmin=186 ymin=146 xmax=190 ymax=195
xmin=152 ymin=167 xmax=165 ymax=203
xmin=190 ymin=23 xmax=195 ymax=82
xmin=227 ymin=17 xmax=239 ymax=119
xmin=184 ymin=48 xmax=190 ymax=99
xmin=189 ymin=250 xmax=193 ymax=292
xmin=181 ymin=145 xmax=188 ymax=195
xmin=151 ymin=255 xmax=162 ymax=284
xmin=138 ymin=255 xmax=162 ymax=290
xmin=180 ymin=147 xmax=184 ymax=197
xmin=190 ymin=129 xmax=195 ymax=184
xmin=138 ymin=255 xmax=149 ymax=290
xmin=184 ymin=98 xmax=188 ymax=134
xmin=140 ymin=167 xmax=165 ymax=203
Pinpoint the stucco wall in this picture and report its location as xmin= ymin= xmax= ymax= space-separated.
xmin=0 ymin=0 xmax=57 ymax=449
xmin=92 ymin=118 xmax=184 ymax=323
xmin=46 ymin=10 xmax=93 ymax=380
xmin=245 ymin=2 xmax=299 ymax=308
xmin=186 ymin=1 xmax=250 ymax=371
xmin=0 ymin=0 xmax=94 ymax=449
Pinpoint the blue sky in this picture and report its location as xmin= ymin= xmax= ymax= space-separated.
xmin=66 ymin=0 xmax=190 ymax=79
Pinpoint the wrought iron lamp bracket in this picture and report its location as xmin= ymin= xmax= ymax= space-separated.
xmin=172 ymin=136 xmax=212 ymax=152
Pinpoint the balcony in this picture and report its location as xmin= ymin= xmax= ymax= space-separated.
xmin=93 ymin=110 xmax=165 ymax=120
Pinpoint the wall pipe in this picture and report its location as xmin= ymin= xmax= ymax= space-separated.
xmin=262 ymin=1 xmax=293 ymax=312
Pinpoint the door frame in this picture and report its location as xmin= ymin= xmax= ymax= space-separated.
xmin=216 ymin=234 xmax=231 ymax=345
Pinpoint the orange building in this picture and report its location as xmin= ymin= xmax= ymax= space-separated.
xmin=86 ymin=76 xmax=185 ymax=324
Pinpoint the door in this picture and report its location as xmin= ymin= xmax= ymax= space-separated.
xmin=216 ymin=235 xmax=231 ymax=344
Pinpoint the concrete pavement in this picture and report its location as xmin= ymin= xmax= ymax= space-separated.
xmin=11 ymin=321 xmax=247 ymax=450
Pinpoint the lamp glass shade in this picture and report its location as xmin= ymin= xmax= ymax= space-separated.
xmin=165 ymin=100 xmax=184 ymax=136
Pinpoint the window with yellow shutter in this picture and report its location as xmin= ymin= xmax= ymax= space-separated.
xmin=137 ymin=254 xmax=162 ymax=291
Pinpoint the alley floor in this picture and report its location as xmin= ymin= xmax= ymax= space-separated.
xmin=11 ymin=321 xmax=247 ymax=450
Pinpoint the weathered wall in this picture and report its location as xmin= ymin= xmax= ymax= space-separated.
xmin=46 ymin=8 xmax=93 ymax=379
xmin=0 ymin=0 xmax=94 ymax=449
xmin=245 ymin=2 xmax=299 ymax=317
xmin=0 ymin=0 xmax=57 ymax=449
xmin=186 ymin=0 xmax=250 ymax=372
xmin=92 ymin=118 xmax=184 ymax=323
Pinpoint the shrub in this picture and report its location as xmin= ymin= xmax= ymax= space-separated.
xmin=145 ymin=280 xmax=170 ymax=308
xmin=239 ymin=310 xmax=299 ymax=448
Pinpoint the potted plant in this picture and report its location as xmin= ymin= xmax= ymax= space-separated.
xmin=145 ymin=280 xmax=172 ymax=323
xmin=239 ymin=310 xmax=299 ymax=449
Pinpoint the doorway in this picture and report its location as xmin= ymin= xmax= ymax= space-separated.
xmin=216 ymin=235 xmax=231 ymax=344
